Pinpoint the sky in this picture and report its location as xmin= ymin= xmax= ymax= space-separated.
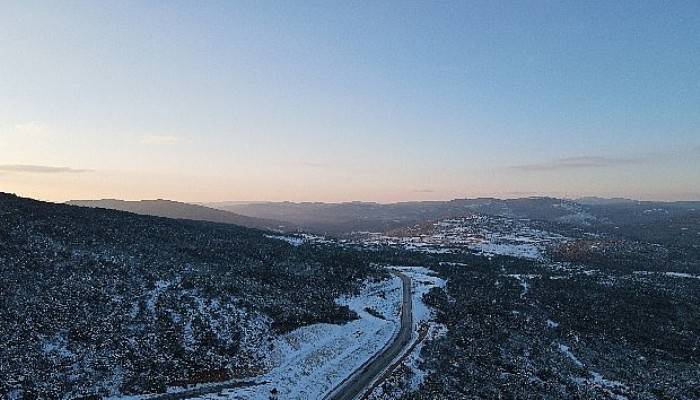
xmin=1 ymin=1 xmax=699 ymax=203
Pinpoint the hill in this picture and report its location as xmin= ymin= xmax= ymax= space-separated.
xmin=1 ymin=193 xmax=376 ymax=398
xmin=209 ymin=197 xmax=700 ymax=237
xmin=66 ymin=199 xmax=291 ymax=231
xmin=206 ymin=197 xmax=594 ymax=234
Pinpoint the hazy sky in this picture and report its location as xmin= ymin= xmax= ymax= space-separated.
xmin=2 ymin=1 xmax=699 ymax=202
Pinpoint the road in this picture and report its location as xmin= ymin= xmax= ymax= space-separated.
xmin=324 ymin=271 xmax=413 ymax=400
xmin=148 ymin=271 xmax=413 ymax=400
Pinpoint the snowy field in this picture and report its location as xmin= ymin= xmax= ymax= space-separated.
xmin=469 ymin=241 xmax=543 ymax=260
xmin=185 ymin=275 xmax=403 ymax=399
xmin=342 ymin=217 xmax=568 ymax=261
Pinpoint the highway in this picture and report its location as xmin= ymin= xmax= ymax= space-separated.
xmin=324 ymin=270 xmax=413 ymax=400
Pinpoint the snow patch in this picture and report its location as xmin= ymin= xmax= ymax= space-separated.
xmin=145 ymin=280 xmax=171 ymax=313
xmin=471 ymin=242 xmax=542 ymax=260
xmin=574 ymin=372 xmax=629 ymax=400
xmin=634 ymin=271 xmax=700 ymax=280
xmin=665 ymin=272 xmax=700 ymax=279
xmin=406 ymin=324 xmax=447 ymax=389
xmin=559 ymin=343 xmax=630 ymax=399
xmin=41 ymin=333 xmax=74 ymax=358
xmin=504 ymin=274 xmax=539 ymax=298
xmin=264 ymin=234 xmax=305 ymax=246
xmin=558 ymin=343 xmax=584 ymax=368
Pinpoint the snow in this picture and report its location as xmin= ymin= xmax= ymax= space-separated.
xmin=633 ymin=271 xmax=700 ymax=280
xmin=107 ymin=301 xmax=273 ymax=400
xmin=335 ymin=216 xmax=568 ymax=261
xmin=109 ymin=267 xmax=444 ymax=400
xmin=402 ymin=244 xmax=454 ymax=254
xmin=41 ymin=333 xmax=74 ymax=358
xmin=6 ymin=390 xmax=22 ymax=400
xmin=264 ymin=234 xmax=305 ymax=246
xmin=559 ymin=343 xmax=629 ymax=399
xmin=362 ymin=266 xmax=447 ymax=399
xmin=504 ymin=274 xmax=539 ymax=298
xmin=145 ymin=280 xmax=170 ymax=313
xmin=186 ymin=275 xmax=404 ymax=399
xmin=405 ymin=323 xmax=447 ymax=389
xmin=439 ymin=261 xmax=469 ymax=267
xmin=546 ymin=319 xmax=559 ymax=329
xmin=589 ymin=372 xmax=627 ymax=389
xmin=643 ymin=208 xmax=669 ymax=214
xmin=664 ymin=272 xmax=700 ymax=279
xmin=391 ymin=266 xmax=446 ymax=328
xmin=265 ymin=233 xmax=333 ymax=246
xmin=558 ymin=343 xmax=584 ymax=368
xmin=470 ymin=242 xmax=542 ymax=260
xmin=574 ymin=372 xmax=629 ymax=400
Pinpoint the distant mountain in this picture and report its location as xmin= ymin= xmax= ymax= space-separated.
xmin=206 ymin=197 xmax=595 ymax=234
xmin=67 ymin=199 xmax=291 ymax=231
xmin=576 ymin=196 xmax=639 ymax=205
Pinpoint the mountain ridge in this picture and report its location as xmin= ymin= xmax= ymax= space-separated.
xmin=66 ymin=198 xmax=291 ymax=231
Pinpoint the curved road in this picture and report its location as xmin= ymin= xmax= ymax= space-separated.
xmin=324 ymin=271 xmax=413 ymax=400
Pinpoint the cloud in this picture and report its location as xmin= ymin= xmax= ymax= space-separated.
xmin=0 ymin=164 xmax=92 ymax=173
xmin=508 ymin=156 xmax=645 ymax=172
xmin=139 ymin=135 xmax=183 ymax=145
xmin=508 ymin=146 xmax=700 ymax=173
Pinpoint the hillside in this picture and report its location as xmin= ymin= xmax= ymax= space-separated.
xmin=66 ymin=199 xmax=291 ymax=231
xmin=1 ymin=193 xmax=377 ymax=398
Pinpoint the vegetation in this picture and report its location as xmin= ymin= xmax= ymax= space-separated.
xmin=405 ymin=257 xmax=700 ymax=399
xmin=0 ymin=193 xmax=379 ymax=398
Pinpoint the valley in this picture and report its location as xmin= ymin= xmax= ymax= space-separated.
xmin=2 ymin=194 xmax=699 ymax=399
